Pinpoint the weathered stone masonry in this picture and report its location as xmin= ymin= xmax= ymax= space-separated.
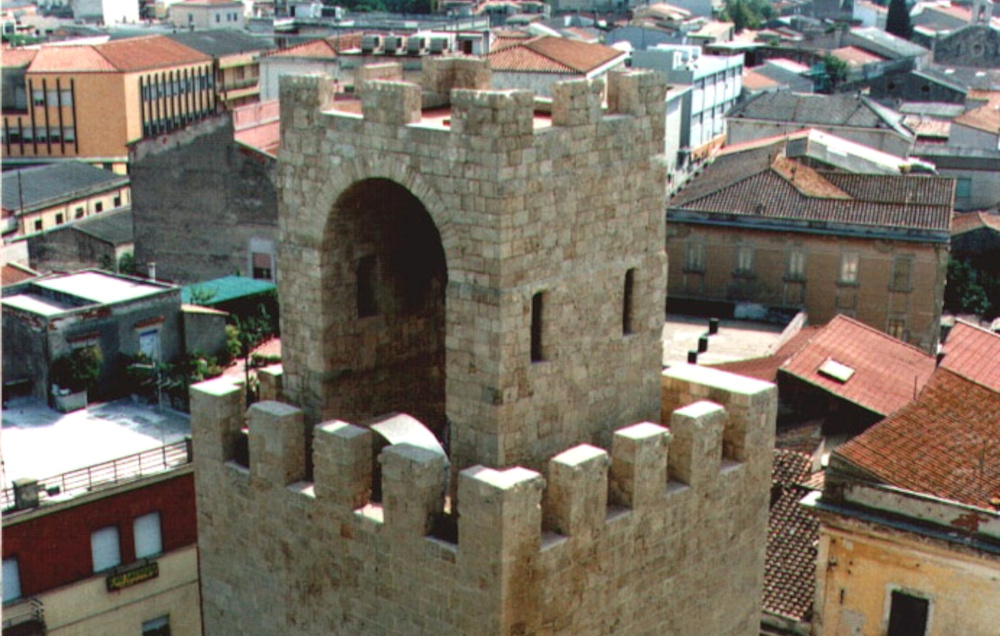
xmin=192 ymin=58 xmax=776 ymax=635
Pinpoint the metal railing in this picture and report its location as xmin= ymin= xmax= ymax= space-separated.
xmin=1 ymin=596 xmax=45 ymax=633
xmin=2 ymin=439 xmax=191 ymax=512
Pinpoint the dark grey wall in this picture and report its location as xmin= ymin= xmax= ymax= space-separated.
xmin=130 ymin=114 xmax=278 ymax=285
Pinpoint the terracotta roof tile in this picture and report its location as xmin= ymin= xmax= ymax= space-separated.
xmin=488 ymin=35 xmax=624 ymax=74
xmin=831 ymin=45 xmax=885 ymax=65
xmin=94 ymin=35 xmax=210 ymax=72
xmin=1 ymin=263 xmax=39 ymax=287
xmin=710 ymin=325 xmax=823 ymax=383
xmin=834 ymin=369 xmax=1000 ymax=508
xmin=742 ymin=68 xmax=781 ymax=90
xmin=28 ymin=46 xmax=117 ymax=72
xmin=954 ymin=101 xmax=1000 ymax=135
xmin=267 ymin=32 xmax=363 ymax=58
xmin=779 ymin=315 xmax=937 ymax=416
xmin=2 ymin=47 xmax=37 ymax=68
xmin=764 ymin=450 xmax=819 ymax=622
xmin=952 ymin=211 xmax=1000 ymax=235
xmin=940 ymin=320 xmax=1000 ymax=391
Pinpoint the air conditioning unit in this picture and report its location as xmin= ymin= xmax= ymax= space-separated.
xmin=384 ymin=35 xmax=403 ymax=54
xmin=429 ymin=36 xmax=449 ymax=54
xmin=361 ymin=34 xmax=382 ymax=54
xmin=407 ymin=36 xmax=426 ymax=55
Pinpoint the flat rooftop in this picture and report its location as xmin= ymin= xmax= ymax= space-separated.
xmin=2 ymin=397 xmax=191 ymax=490
xmin=662 ymin=314 xmax=786 ymax=366
xmin=34 ymin=271 xmax=170 ymax=305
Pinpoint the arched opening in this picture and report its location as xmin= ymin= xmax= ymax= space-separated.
xmin=329 ymin=178 xmax=448 ymax=442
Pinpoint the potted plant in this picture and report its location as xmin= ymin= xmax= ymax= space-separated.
xmin=50 ymin=346 xmax=103 ymax=412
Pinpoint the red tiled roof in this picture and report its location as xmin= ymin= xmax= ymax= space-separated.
xmin=952 ymin=210 xmax=1000 ymax=235
xmin=742 ymin=68 xmax=781 ymax=90
xmin=2 ymin=47 xmax=38 ymax=69
xmin=487 ymin=35 xmax=624 ymax=74
xmin=710 ymin=325 xmax=822 ymax=383
xmin=940 ymin=320 xmax=1000 ymax=391
xmin=266 ymin=32 xmax=363 ymax=58
xmin=671 ymin=147 xmax=954 ymax=232
xmin=764 ymin=450 xmax=818 ymax=622
xmin=830 ymin=45 xmax=885 ymax=65
xmin=28 ymin=46 xmax=117 ymax=72
xmin=1 ymin=263 xmax=39 ymax=287
xmin=954 ymin=102 xmax=1000 ymax=135
xmin=903 ymin=114 xmax=950 ymax=139
xmin=834 ymin=369 xmax=1000 ymax=508
xmin=779 ymin=315 xmax=936 ymax=416
xmin=95 ymin=35 xmax=210 ymax=72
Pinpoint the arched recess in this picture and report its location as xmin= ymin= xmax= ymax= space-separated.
xmin=320 ymin=178 xmax=449 ymax=441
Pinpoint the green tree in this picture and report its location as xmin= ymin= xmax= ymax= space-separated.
xmin=886 ymin=0 xmax=912 ymax=40
xmin=945 ymin=258 xmax=990 ymax=316
xmin=823 ymin=54 xmax=848 ymax=91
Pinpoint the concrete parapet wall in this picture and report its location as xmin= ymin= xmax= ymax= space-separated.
xmin=191 ymin=364 xmax=776 ymax=635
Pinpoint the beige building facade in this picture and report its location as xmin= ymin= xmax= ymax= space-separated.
xmin=190 ymin=59 xmax=778 ymax=635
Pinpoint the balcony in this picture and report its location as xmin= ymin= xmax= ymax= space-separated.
xmin=2 ymin=597 xmax=46 ymax=635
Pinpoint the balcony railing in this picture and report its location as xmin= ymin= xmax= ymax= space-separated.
xmin=2 ymin=597 xmax=45 ymax=635
xmin=2 ymin=439 xmax=192 ymax=512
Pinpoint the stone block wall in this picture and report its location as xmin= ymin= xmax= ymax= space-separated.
xmin=191 ymin=364 xmax=776 ymax=635
xmin=276 ymin=59 xmax=669 ymax=473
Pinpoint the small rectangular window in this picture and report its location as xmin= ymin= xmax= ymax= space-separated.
xmin=955 ymin=178 xmax=972 ymax=199
xmin=839 ymin=252 xmax=859 ymax=284
xmin=33 ymin=219 xmax=42 ymax=232
xmin=91 ymin=525 xmax=121 ymax=572
xmin=787 ymin=250 xmax=805 ymax=281
xmin=142 ymin=615 xmax=171 ymax=636
xmin=60 ymin=89 xmax=73 ymax=106
xmin=684 ymin=241 xmax=705 ymax=272
xmin=623 ymin=269 xmax=635 ymax=335
xmin=134 ymin=512 xmax=163 ymax=558
xmin=735 ymin=245 xmax=754 ymax=276
xmin=887 ymin=318 xmax=906 ymax=340
xmin=531 ymin=291 xmax=545 ymax=362
xmin=55 ymin=213 xmax=64 ymax=225
xmin=75 ymin=207 xmax=84 ymax=218
xmin=113 ymin=195 xmax=121 ymax=207
xmin=891 ymin=256 xmax=912 ymax=292
xmin=95 ymin=202 xmax=103 ymax=213
xmin=887 ymin=590 xmax=929 ymax=636
xmin=32 ymin=90 xmax=44 ymax=106
xmin=3 ymin=557 xmax=21 ymax=602
xmin=64 ymin=127 xmax=75 ymax=142
xmin=252 ymin=252 xmax=272 ymax=281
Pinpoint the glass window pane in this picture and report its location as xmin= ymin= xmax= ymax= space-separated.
xmin=91 ymin=526 xmax=121 ymax=572
xmin=3 ymin=557 xmax=21 ymax=602
xmin=134 ymin=512 xmax=163 ymax=558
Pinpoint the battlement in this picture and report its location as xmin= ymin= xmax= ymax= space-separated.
xmin=279 ymin=58 xmax=667 ymax=140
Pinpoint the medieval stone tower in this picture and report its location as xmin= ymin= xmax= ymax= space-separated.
xmin=191 ymin=58 xmax=776 ymax=635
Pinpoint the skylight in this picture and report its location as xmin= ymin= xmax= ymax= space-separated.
xmin=818 ymin=358 xmax=855 ymax=383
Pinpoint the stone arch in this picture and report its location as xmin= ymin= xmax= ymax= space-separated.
xmin=311 ymin=175 xmax=450 ymax=441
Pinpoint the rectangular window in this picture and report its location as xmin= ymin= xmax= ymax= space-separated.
xmin=113 ymin=195 xmax=122 ymax=208
xmin=684 ymin=241 xmax=705 ymax=272
xmin=95 ymin=202 xmax=103 ymax=213
xmin=955 ymin=177 xmax=972 ymax=199
xmin=531 ymin=291 xmax=545 ymax=362
xmin=623 ymin=268 xmax=636 ymax=335
xmin=839 ymin=252 xmax=859 ymax=284
xmin=735 ymin=245 xmax=754 ymax=275
xmin=142 ymin=615 xmax=171 ymax=636
xmin=60 ymin=89 xmax=72 ymax=106
xmin=32 ymin=90 xmax=44 ymax=106
xmin=887 ymin=318 xmax=906 ymax=340
xmin=887 ymin=590 xmax=929 ymax=636
xmin=64 ymin=127 xmax=75 ymax=142
xmin=55 ymin=213 xmax=64 ymax=225
xmin=134 ymin=512 xmax=163 ymax=558
xmin=787 ymin=250 xmax=805 ymax=281
xmin=215 ymin=13 xmax=221 ymax=21
xmin=91 ymin=526 xmax=121 ymax=572
xmin=139 ymin=329 xmax=161 ymax=361
xmin=252 ymin=252 xmax=273 ymax=281
xmin=33 ymin=219 xmax=42 ymax=232
xmin=356 ymin=255 xmax=378 ymax=318
xmin=3 ymin=557 xmax=21 ymax=602
xmin=75 ymin=207 xmax=84 ymax=218
xmin=891 ymin=256 xmax=913 ymax=292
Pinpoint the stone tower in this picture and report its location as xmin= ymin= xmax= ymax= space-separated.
xmin=191 ymin=58 xmax=777 ymax=635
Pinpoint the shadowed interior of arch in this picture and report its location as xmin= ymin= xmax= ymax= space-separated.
xmin=326 ymin=178 xmax=449 ymax=444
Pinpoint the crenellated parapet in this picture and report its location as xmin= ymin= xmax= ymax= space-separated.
xmin=191 ymin=365 xmax=776 ymax=635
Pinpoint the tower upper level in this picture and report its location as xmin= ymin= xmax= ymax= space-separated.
xmin=276 ymin=58 xmax=668 ymax=472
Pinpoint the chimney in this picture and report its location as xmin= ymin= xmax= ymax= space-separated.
xmin=148 ymin=261 xmax=157 ymax=281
